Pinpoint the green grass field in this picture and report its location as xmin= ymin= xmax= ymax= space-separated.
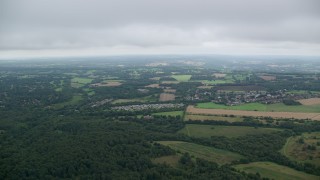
xmin=234 ymin=162 xmax=319 ymax=180
xmin=72 ymin=77 xmax=93 ymax=84
xmin=152 ymin=111 xmax=184 ymax=117
xmin=184 ymin=114 xmax=243 ymax=122
xmin=52 ymin=80 xmax=64 ymax=92
xmin=179 ymin=124 xmax=282 ymax=138
xmin=196 ymin=102 xmax=320 ymax=113
xmin=52 ymin=95 xmax=83 ymax=109
xmin=158 ymin=141 xmax=243 ymax=165
xmin=83 ymin=88 xmax=95 ymax=96
xmin=281 ymin=132 xmax=320 ymax=166
xmin=85 ymin=70 xmax=96 ymax=75
xmin=232 ymin=74 xmax=248 ymax=81
xmin=71 ymin=77 xmax=93 ymax=88
xmin=171 ymin=75 xmax=192 ymax=82
xmin=196 ymin=102 xmax=266 ymax=111
xmin=55 ymin=87 xmax=62 ymax=92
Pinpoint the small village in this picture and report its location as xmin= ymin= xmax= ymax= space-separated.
xmin=191 ymin=89 xmax=320 ymax=106
xmin=111 ymin=103 xmax=184 ymax=111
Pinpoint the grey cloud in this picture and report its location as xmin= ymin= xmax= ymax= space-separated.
xmin=0 ymin=0 xmax=320 ymax=57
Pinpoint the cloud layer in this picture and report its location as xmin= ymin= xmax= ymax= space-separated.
xmin=1 ymin=0 xmax=320 ymax=58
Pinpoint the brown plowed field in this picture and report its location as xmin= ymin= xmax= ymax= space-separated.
xmin=298 ymin=98 xmax=320 ymax=105
xmin=197 ymin=86 xmax=213 ymax=89
xmin=91 ymin=82 xmax=122 ymax=87
xmin=159 ymin=93 xmax=175 ymax=101
xmin=259 ymin=75 xmax=276 ymax=81
xmin=212 ymin=73 xmax=227 ymax=78
xmin=145 ymin=84 xmax=160 ymax=88
xmin=164 ymin=89 xmax=176 ymax=93
xmin=186 ymin=106 xmax=320 ymax=120
xmin=105 ymin=82 xmax=122 ymax=87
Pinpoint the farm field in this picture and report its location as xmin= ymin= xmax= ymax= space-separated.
xmin=184 ymin=114 xmax=243 ymax=122
xmin=196 ymin=102 xmax=267 ymax=111
xmin=171 ymin=75 xmax=192 ymax=82
xmin=163 ymin=89 xmax=176 ymax=93
xmin=83 ymin=88 xmax=95 ymax=96
xmin=179 ymin=124 xmax=281 ymax=138
xmin=104 ymin=81 xmax=122 ymax=87
xmin=52 ymin=95 xmax=83 ymax=109
xmin=102 ymin=80 xmax=123 ymax=87
xmin=71 ymin=77 xmax=93 ymax=88
xmin=259 ymin=75 xmax=276 ymax=81
xmin=158 ymin=141 xmax=243 ymax=165
xmin=161 ymin=81 xmax=179 ymax=84
xmin=159 ymin=93 xmax=175 ymax=101
xmin=152 ymin=111 xmax=183 ymax=117
xmin=145 ymin=84 xmax=160 ymax=88
xmin=196 ymin=102 xmax=320 ymax=113
xmin=234 ymin=162 xmax=319 ymax=180
xmin=212 ymin=73 xmax=227 ymax=78
xmin=197 ymin=85 xmax=213 ymax=89
xmin=149 ymin=77 xmax=161 ymax=80
xmin=298 ymin=98 xmax=320 ymax=105
xmin=187 ymin=105 xmax=320 ymax=120
xmin=281 ymin=132 xmax=320 ymax=166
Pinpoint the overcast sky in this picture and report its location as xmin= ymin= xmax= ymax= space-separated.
xmin=1 ymin=0 xmax=320 ymax=58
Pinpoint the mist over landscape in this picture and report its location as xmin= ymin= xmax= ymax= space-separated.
xmin=1 ymin=1 xmax=320 ymax=180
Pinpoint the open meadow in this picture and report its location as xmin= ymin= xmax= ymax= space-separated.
xmin=158 ymin=141 xmax=243 ymax=165
xmin=281 ymin=132 xmax=320 ymax=166
xmin=52 ymin=95 xmax=83 ymax=109
xmin=234 ymin=162 xmax=319 ymax=180
xmin=71 ymin=77 xmax=93 ymax=88
xmin=171 ymin=75 xmax=192 ymax=82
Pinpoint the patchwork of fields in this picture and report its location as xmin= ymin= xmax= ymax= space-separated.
xmin=3 ymin=60 xmax=320 ymax=179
